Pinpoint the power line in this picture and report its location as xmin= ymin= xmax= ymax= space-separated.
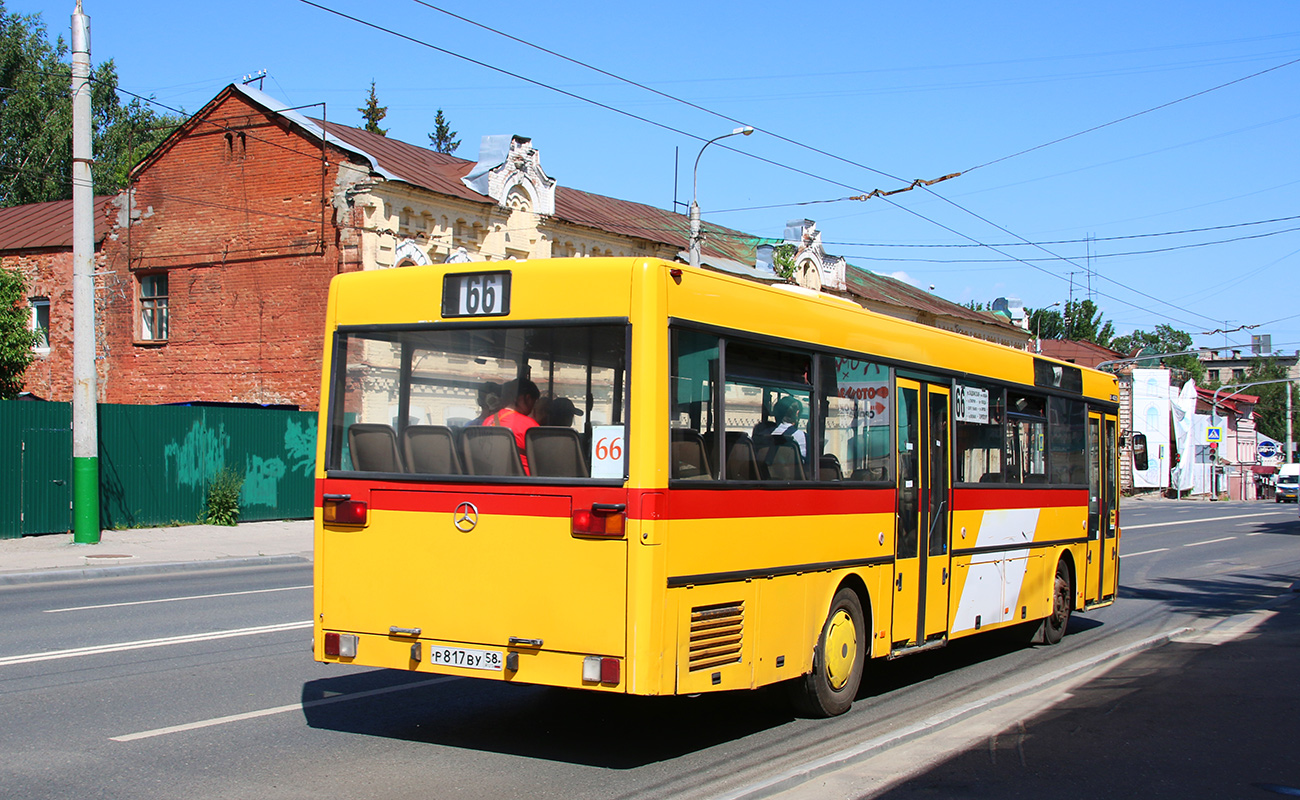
xmin=299 ymin=0 xmax=884 ymax=197
xmin=965 ymin=54 xmax=1300 ymax=173
xmin=825 ymin=223 xmax=1300 ymax=261
xmin=814 ymin=212 xmax=1300 ymax=248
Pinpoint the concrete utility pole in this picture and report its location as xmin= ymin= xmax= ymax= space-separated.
xmin=71 ymin=0 xmax=100 ymax=544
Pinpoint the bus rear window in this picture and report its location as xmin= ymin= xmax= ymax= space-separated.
xmin=326 ymin=323 xmax=628 ymax=480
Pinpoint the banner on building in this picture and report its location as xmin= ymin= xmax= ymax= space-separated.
xmin=1132 ymin=368 xmax=1170 ymax=489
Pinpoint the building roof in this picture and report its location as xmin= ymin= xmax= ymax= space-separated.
xmin=1197 ymin=387 xmax=1260 ymax=416
xmin=0 ymin=196 xmax=114 ymax=251
xmin=1038 ymin=339 xmax=1125 ymax=368
xmin=317 ymin=115 xmax=761 ymax=264
xmin=843 ymin=265 xmax=1022 ymax=331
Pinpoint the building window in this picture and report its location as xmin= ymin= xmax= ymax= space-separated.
xmin=30 ymin=297 xmax=50 ymax=351
xmin=1208 ymin=369 xmax=1219 ymax=383
xmin=139 ymin=273 xmax=169 ymax=341
xmin=1232 ymin=368 xmax=1245 ymax=381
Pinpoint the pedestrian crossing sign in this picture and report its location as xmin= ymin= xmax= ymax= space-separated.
xmin=1207 ymin=427 xmax=1222 ymax=443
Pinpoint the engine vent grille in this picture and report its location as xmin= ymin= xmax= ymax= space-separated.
xmin=689 ymin=601 xmax=744 ymax=671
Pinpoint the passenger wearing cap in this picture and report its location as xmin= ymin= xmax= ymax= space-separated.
xmin=546 ymin=396 xmax=585 ymax=427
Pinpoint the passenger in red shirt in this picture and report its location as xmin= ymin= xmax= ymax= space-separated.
xmin=483 ymin=378 xmax=540 ymax=474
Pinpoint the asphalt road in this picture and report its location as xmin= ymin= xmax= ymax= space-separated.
xmin=0 ymin=499 xmax=1295 ymax=800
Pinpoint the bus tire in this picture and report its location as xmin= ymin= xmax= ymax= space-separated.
xmin=789 ymin=588 xmax=865 ymax=718
xmin=1041 ymin=559 xmax=1072 ymax=645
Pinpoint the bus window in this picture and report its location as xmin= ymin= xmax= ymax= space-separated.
xmin=820 ymin=355 xmax=891 ymax=482
xmin=1049 ymin=397 xmax=1087 ymax=484
xmin=1006 ymin=393 xmax=1048 ymax=483
xmin=722 ymin=341 xmax=811 ymax=482
xmin=670 ymin=330 xmax=720 ymax=480
xmin=955 ymin=383 xmax=1004 ymax=483
xmin=327 ymin=323 xmax=628 ymax=479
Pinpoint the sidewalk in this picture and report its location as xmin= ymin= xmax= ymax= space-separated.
xmin=0 ymin=519 xmax=313 ymax=584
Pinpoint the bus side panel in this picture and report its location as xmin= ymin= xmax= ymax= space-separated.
xmin=674 ymin=583 xmax=756 ymax=694
xmin=752 ymin=575 xmax=808 ymax=689
xmin=949 ymin=500 xmax=1087 ymax=639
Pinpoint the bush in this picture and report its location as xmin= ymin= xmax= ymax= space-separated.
xmin=203 ymin=469 xmax=244 ymax=526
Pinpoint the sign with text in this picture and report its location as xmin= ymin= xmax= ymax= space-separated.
xmin=955 ymin=384 xmax=990 ymax=424
xmin=590 ymin=425 xmax=626 ymax=479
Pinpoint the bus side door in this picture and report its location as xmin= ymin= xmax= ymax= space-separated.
xmin=892 ymin=379 xmax=953 ymax=648
xmin=1086 ymin=412 xmax=1119 ymax=605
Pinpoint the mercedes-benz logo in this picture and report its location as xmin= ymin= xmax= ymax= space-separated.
xmin=453 ymin=502 xmax=479 ymax=532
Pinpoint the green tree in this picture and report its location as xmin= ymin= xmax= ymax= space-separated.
xmin=1110 ymin=324 xmax=1205 ymax=383
xmin=426 ymin=108 xmax=460 ymax=154
xmin=358 ymin=81 xmax=387 ymax=136
xmin=1237 ymin=358 xmax=1299 ymax=443
xmin=0 ymin=2 xmax=180 ymax=206
xmin=0 ymin=267 xmax=36 ymax=397
xmin=1027 ymin=306 xmax=1065 ymax=340
xmin=1027 ymin=300 xmax=1113 ymax=346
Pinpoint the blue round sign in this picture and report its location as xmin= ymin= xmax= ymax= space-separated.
xmin=1258 ymin=440 xmax=1279 ymax=460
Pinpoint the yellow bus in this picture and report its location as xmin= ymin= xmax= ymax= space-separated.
xmin=313 ymin=257 xmax=1120 ymax=717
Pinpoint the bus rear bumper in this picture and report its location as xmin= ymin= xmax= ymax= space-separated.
xmin=315 ymin=630 xmax=627 ymax=692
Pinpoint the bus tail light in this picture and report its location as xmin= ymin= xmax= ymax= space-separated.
xmin=323 ymin=495 xmax=368 ymax=526
xmin=323 ymin=632 xmax=358 ymax=658
xmin=572 ymin=503 xmax=626 ymax=538
xmin=583 ymin=655 xmax=620 ymax=685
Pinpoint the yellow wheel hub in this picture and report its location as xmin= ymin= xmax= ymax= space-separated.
xmin=824 ymin=609 xmax=857 ymax=690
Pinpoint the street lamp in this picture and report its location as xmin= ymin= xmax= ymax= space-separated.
xmin=1035 ymin=302 xmax=1061 ymax=354
xmin=689 ymin=126 xmax=753 ymax=269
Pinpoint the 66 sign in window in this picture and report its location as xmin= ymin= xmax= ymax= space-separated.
xmin=442 ymin=271 xmax=511 ymax=318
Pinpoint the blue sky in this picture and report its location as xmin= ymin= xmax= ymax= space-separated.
xmin=17 ymin=0 xmax=1300 ymax=354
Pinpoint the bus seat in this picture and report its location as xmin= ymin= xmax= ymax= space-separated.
xmin=819 ymin=453 xmax=842 ymax=481
xmin=849 ymin=466 xmax=889 ymax=482
xmin=756 ymin=439 xmax=805 ymax=481
xmin=1025 ymin=473 xmax=1049 ymax=484
xmin=671 ymin=429 xmax=713 ymax=480
xmin=526 ymin=427 xmax=589 ymax=478
xmin=979 ymin=472 xmax=1005 ymax=483
xmin=402 ymin=425 xmax=461 ymax=475
xmin=705 ymin=431 xmax=760 ymax=481
xmin=460 ymin=426 xmax=525 ymax=476
xmin=348 ymin=423 xmax=405 ymax=473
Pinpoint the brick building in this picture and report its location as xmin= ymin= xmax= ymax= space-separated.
xmin=4 ymin=83 xmax=1026 ymax=411
xmin=0 ymin=196 xmax=114 ymax=400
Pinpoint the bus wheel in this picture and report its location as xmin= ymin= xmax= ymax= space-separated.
xmin=789 ymin=588 xmax=865 ymax=718
xmin=1041 ymin=560 xmax=1072 ymax=645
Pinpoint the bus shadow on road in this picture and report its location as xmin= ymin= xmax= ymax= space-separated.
xmin=299 ymin=622 xmax=1087 ymax=768
xmin=300 ymin=668 xmax=796 ymax=768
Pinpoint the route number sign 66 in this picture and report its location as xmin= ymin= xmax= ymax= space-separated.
xmin=442 ymin=271 xmax=511 ymax=318
xmin=591 ymin=425 xmax=626 ymax=479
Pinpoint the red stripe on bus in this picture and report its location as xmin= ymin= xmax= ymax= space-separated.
xmin=662 ymin=488 xmax=895 ymax=519
xmin=951 ymin=487 xmax=1087 ymax=511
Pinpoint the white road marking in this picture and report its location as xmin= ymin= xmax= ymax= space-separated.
xmin=0 ymin=621 xmax=312 ymax=668
xmin=1120 ymin=548 xmax=1169 ymax=558
xmin=45 ymin=585 xmax=312 ymax=614
xmin=1122 ymin=511 xmax=1289 ymax=530
xmin=112 ymin=675 xmax=459 ymax=742
xmin=1184 ymin=536 xmax=1236 ymax=547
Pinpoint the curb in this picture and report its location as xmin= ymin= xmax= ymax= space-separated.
xmin=712 ymin=627 xmax=1192 ymax=800
xmin=0 ymin=554 xmax=312 ymax=587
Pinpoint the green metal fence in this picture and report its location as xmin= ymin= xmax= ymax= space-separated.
xmin=1 ymin=401 xmax=317 ymax=538
xmin=0 ymin=401 xmax=73 ymax=538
